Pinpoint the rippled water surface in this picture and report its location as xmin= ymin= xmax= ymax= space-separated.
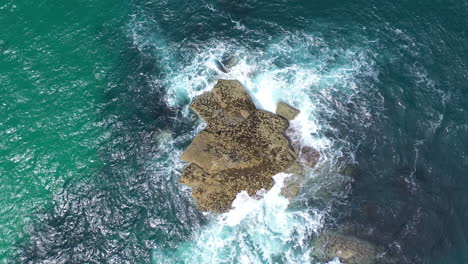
xmin=1 ymin=0 xmax=467 ymax=263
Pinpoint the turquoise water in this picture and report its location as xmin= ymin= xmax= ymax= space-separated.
xmin=1 ymin=0 xmax=467 ymax=263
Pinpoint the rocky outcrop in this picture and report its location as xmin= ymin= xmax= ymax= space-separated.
xmin=180 ymin=80 xmax=318 ymax=212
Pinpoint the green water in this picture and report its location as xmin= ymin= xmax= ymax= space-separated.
xmin=0 ymin=0 xmax=127 ymax=260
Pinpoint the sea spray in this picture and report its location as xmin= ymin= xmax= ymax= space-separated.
xmin=124 ymin=11 xmax=382 ymax=259
xmin=153 ymin=173 xmax=324 ymax=264
xmin=147 ymin=34 xmax=376 ymax=262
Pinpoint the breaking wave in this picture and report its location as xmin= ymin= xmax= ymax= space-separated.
xmin=129 ymin=26 xmax=380 ymax=262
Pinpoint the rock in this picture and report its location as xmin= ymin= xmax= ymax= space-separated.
xmin=180 ymin=80 xmax=321 ymax=211
xmin=215 ymin=54 xmax=239 ymax=73
xmin=284 ymin=161 xmax=305 ymax=175
xmin=221 ymin=54 xmax=239 ymax=69
xmin=276 ymin=101 xmax=300 ymax=120
xmin=213 ymin=79 xmax=256 ymax=119
xmin=286 ymin=127 xmax=320 ymax=168
xmin=339 ymin=164 xmax=364 ymax=179
xmin=312 ymin=233 xmax=379 ymax=264
xmin=190 ymin=91 xmax=244 ymax=131
xmin=215 ymin=61 xmax=229 ymax=73
xmin=280 ymin=182 xmax=301 ymax=199
xmin=300 ymin=145 xmax=320 ymax=168
xmin=280 ymin=162 xmax=305 ymax=198
xmin=153 ymin=129 xmax=173 ymax=146
xmin=180 ymin=80 xmax=298 ymax=212
xmin=215 ymin=54 xmax=240 ymax=73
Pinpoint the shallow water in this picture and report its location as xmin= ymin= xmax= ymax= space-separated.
xmin=1 ymin=0 xmax=467 ymax=263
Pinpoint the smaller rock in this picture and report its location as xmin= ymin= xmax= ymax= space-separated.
xmin=284 ymin=162 xmax=304 ymax=175
xmin=312 ymin=233 xmax=378 ymax=264
xmin=281 ymin=182 xmax=301 ymax=198
xmin=280 ymin=162 xmax=305 ymax=198
xmin=300 ymin=145 xmax=320 ymax=168
xmin=221 ymin=54 xmax=239 ymax=69
xmin=340 ymin=164 xmax=364 ymax=179
xmin=280 ymin=169 xmax=305 ymax=198
xmin=153 ymin=129 xmax=173 ymax=146
xmin=215 ymin=54 xmax=239 ymax=73
xmin=276 ymin=102 xmax=300 ymax=120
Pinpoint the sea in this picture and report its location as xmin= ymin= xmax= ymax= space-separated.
xmin=0 ymin=0 xmax=467 ymax=263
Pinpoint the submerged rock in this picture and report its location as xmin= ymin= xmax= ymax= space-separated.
xmin=180 ymin=80 xmax=318 ymax=212
xmin=280 ymin=162 xmax=305 ymax=198
xmin=312 ymin=233 xmax=379 ymax=264
xmin=215 ymin=54 xmax=240 ymax=73
xmin=221 ymin=54 xmax=239 ymax=69
xmin=300 ymin=145 xmax=320 ymax=168
xmin=287 ymin=127 xmax=321 ymax=169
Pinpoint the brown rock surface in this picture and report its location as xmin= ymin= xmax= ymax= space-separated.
xmin=300 ymin=145 xmax=320 ymax=168
xmin=180 ymin=79 xmax=319 ymax=212
xmin=276 ymin=101 xmax=300 ymax=120
xmin=213 ymin=80 xmax=256 ymax=119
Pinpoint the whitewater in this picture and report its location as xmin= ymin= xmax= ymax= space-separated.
xmin=137 ymin=29 xmax=379 ymax=262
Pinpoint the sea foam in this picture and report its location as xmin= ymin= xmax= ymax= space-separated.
xmin=144 ymin=30 xmax=378 ymax=263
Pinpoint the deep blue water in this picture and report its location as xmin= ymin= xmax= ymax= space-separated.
xmin=5 ymin=0 xmax=468 ymax=263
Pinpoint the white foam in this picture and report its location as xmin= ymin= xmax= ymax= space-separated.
xmin=326 ymin=258 xmax=343 ymax=264
xmin=153 ymin=173 xmax=324 ymax=264
xmin=140 ymin=30 xmax=379 ymax=263
xmin=159 ymin=33 xmax=378 ymax=155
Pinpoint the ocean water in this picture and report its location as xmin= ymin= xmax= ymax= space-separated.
xmin=0 ymin=0 xmax=467 ymax=263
